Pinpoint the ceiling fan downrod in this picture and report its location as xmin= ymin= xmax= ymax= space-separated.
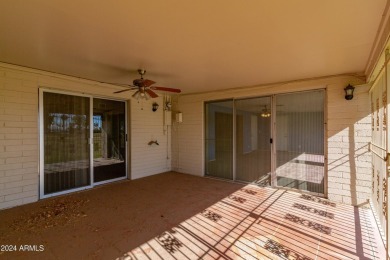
xmin=138 ymin=69 xmax=146 ymax=79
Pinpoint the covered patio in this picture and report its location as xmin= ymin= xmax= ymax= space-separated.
xmin=0 ymin=172 xmax=384 ymax=259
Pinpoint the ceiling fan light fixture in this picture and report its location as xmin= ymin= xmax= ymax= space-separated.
xmin=131 ymin=89 xmax=151 ymax=100
xmin=260 ymin=108 xmax=271 ymax=118
xmin=132 ymin=91 xmax=140 ymax=100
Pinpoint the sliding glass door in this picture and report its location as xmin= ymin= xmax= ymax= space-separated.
xmin=41 ymin=92 xmax=91 ymax=195
xmin=235 ymin=97 xmax=271 ymax=185
xmin=204 ymin=90 xmax=325 ymax=195
xmin=204 ymin=98 xmax=272 ymax=184
xmin=205 ymin=100 xmax=233 ymax=179
xmin=275 ymin=90 xmax=325 ymax=194
xmin=93 ymin=99 xmax=126 ymax=183
xmin=40 ymin=90 xmax=127 ymax=198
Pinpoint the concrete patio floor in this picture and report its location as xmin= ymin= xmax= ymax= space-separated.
xmin=0 ymin=172 xmax=385 ymax=259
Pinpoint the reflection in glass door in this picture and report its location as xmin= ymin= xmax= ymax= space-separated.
xmin=41 ymin=92 xmax=91 ymax=195
xmin=93 ymin=99 xmax=126 ymax=183
xmin=235 ymin=97 xmax=271 ymax=185
xmin=275 ymin=90 xmax=325 ymax=194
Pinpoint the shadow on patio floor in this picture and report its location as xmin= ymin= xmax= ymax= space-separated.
xmin=0 ymin=172 xmax=385 ymax=259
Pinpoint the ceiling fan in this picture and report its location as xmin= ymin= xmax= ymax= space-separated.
xmin=113 ymin=69 xmax=181 ymax=99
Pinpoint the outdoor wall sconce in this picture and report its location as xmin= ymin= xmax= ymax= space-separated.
xmin=152 ymin=102 xmax=159 ymax=112
xmin=344 ymin=84 xmax=355 ymax=100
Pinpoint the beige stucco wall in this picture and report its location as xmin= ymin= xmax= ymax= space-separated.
xmin=171 ymin=75 xmax=372 ymax=206
xmin=0 ymin=63 xmax=171 ymax=210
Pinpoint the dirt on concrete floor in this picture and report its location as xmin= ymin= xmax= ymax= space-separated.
xmin=0 ymin=172 xmax=243 ymax=259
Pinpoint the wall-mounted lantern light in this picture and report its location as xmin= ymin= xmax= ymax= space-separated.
xmin=152 ymin=102 xmax=159 ymax=112
xmin=344 ymin=84 xmax=355 ymax=100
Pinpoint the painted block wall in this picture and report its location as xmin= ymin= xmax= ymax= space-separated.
xmin=130 ymin=99 xmax=172 ymax=180
xmin=171 ymin=75 xmax=372 ymax=206
xmin=0 ymin=63 xmax=171 ymax=210
xmin=327 ymin=81 xmax=371 ymax=205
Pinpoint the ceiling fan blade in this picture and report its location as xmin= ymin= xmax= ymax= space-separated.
xmin=141 ymin=79 xmax=156 ymax=88
xmin=146 ymin=89 xmax=159 ymax=98
xmin=113 ymin=85 xmax=138 ymax=94
xmin=114 ymin=89 xmax=132 ymax=94
xmin=150 ymin=86 xmax=181 ymax=93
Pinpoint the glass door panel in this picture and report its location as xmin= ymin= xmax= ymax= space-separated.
xmin=205 ymin=100 xmax=233 ymax=180
xmin=43 ymin=92 xmax=91 ymax=195
xmin=235 ymin=97 xmax=271 ymax=185
xmin=275 ymin=90 xmax=325 ymax=194
xmin=93 ymin=99 xmax=126 ymax=183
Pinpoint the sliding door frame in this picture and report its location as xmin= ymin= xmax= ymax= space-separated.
xmin=271 ymin=95 xmax=277 ymax=187
xmin=272 ymin=89 xmax=327 ymax=196
xmin=233 ymin=100 xmax=237 ymax=181
xmin=203 ymin=88 xmax=327 ymax=197
xmin=234 ymin=95 xmax=273 ymax=184
xmin=39 ymin=88 xmax=128 ymax=199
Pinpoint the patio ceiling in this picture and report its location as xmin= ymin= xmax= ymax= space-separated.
xmin=0 ymin=1 xmax=387 ymax=94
